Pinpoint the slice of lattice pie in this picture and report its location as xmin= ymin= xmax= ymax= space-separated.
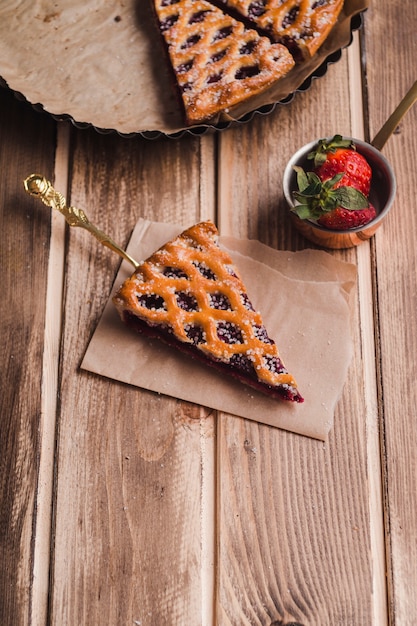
xmin=211 ymin=0 xmax=344 ymax=60
xmin=113 ymin=222 xmax=303 ymax=402
xmin=153 ymin=0 xmax=295 ymax=125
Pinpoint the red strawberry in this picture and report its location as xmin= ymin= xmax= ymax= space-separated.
xmin=308 ymin=135 xmax=372 ymax=197
xmin=291 ymin=167 xmax=376 ymax=231
xmin=317 ymin=203 xmax=376 ymax=230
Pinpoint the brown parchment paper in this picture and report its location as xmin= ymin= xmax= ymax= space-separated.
xmin=0 ymin=0 xmax=368 ymax=135
xmin=81 ymin=219 xmax=357 ymax=440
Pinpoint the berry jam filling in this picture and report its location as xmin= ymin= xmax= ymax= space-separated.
xmin=241 ymin=293 xmax=255 ymax=311
xmin=138 ymin=294 xmax=166 ymax=310
xmin=253 ymin=324 xmax=274 ymax=344
xmin=185 ymin=324 xmax=205 ymax=344
xmin=163 ymin=266 xmax=189 ymax=279
xmin=279 ymin=36 xmax=303 ymax=62
xmin=207 ymin=73 xmax=223 ymax=84
xmin=217 ymin=321 xmax=243 ymax=344
xmin=239 ymin=41 xmax=257 ymax=55
xmin=230 ymin=353 xmax=256 ymax=375
xmin=282 ymin=7 xmax=299 ymax=28
xmin=176 ymin=291 xmax=199 ymax=311
xmin=236 ymin=65 xmax=260 ymax=80
xmin=248 ymin=0 xmax=267 ymax=18
xmin=210 ymin=49 xmax=228 ymax=64
xmin=264 ymin=354 xmax=287 ymax=375
xmin=182 ymin=34 xmax=201 ymax=49
xmin=193 ymin=262 xmax=216 ymax=280
xmin=212 ymin=26 xmax=233 ymax=42
xmin=189 ymin=10 xmax=210 ymax=24
xmin=177 ymin=60 xmax=194 ymax=74
xmin=160 ymin=15 xmax=178 ymax=32
xmin=209 ymin=292 xmax=232 ymax=310
xmin=121 ymin=313 xmax=302 ymax=402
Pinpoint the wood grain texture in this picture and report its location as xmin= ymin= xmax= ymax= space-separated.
xmin=347 ymin=34 xmax=388 ymax=625
xmin=30 ymin=123 xmax=72 ymax=626
xmin=49 ymin=130 xmax=217 ymax=625
xmin=2 ymin=0 xmax=417 ymax=623
xmin=0 ymin=89 xmax=56 ymax=625
xmin=215 ymin=45 xmax=376 ymax=625
xmin=364 ymin=1 xmax=417 ymax=622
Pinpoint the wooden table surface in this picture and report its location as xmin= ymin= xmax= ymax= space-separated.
xmin=1 ymin=1 xmax=417 ymax=624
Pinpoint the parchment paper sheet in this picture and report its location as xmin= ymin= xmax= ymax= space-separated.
xmin=0 ymin=0 xmax=368 ymax=134
xmin=81 ymin=219 xmax=357 ymax=440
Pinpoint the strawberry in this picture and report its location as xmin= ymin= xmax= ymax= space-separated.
xmin=291 ymin=167 xmax=376 ymax=231
xmin=316 ymin=204 xmax=376 ymax=230
xmin=308 ymin=135 xmax=372 ymax=197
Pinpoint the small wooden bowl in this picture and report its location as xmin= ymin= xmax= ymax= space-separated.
xmin=283 ymin=138 xmax=397 ymax=249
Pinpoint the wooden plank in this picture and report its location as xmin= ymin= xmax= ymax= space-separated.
xmin=48 ymin=130 xmax=218 ymax=625
xmin=347 ymin=34 xmax=388 ymax=625
xmin=31 ymin=122 xmax=71 ymax=626
xmin=0 ymin=89 xmax=56 ymax=625
xmin=364 ymin=0 xmax=417 ymax=622
xmin=216 ymin=47 xmax=377 ymax=623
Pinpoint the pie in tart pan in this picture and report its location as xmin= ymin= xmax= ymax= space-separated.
xmin=0 ymin=0 xmax=367 ymax=138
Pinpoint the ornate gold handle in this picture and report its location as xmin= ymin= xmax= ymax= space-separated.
xmin=23 ymin=174 xmax=139 ymax=269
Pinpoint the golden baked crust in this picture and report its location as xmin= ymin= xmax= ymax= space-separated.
xmin=113 ymin=222 xmax=303 ymax=402
xmin=213 ymin=0 xmax=345 ymax=59
xmin=153 ymin=0 xmax=295 ymax=124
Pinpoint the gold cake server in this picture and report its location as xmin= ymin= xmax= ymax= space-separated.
xmin=23 ymin=174 xmax=139 ymax=269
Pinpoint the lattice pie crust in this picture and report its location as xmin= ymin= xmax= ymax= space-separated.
xmin=153 ymin=0 xmax=343 ymax=124
xmin=154 ymin=0 xmax=295 ymax=124
xmin=212 ymin=0 xmax=345 ymax=59
xmin=113 ymin=222 xmax=303 ymax=402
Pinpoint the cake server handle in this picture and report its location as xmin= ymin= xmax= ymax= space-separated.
xmin=23 ymin=174 xmax=139 ymax=269
xmin=371 ymin=79 xmax=417 ymax=151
